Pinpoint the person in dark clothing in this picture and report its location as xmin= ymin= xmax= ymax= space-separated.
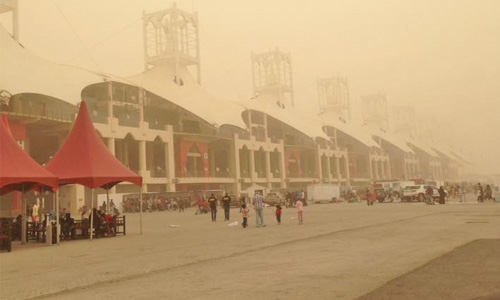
xmin=366 ymin=188 xmax=372 ymax=206
xmin=208 ymin=193 xmax=218 ymax=222
xmin=438 ymin=186 xmax=447 ymax=204
xmin=178 ymin=198 xmax=185 ymax=213
xmin=275 ymin=205 xmax=282 ymax=224
xmin=477 ymin=183 xmax=484 ymax=203
xmin=221 ymin=193 xmax=231 ymax=221
xmin=426 ymin=186 xmax=435 ymax=205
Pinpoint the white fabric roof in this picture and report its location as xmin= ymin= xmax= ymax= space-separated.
xmin=243 ymin=95 xmax=330 ymax=141
xmin=366 ymin=125 xmax=414 ymax=154
xmin=126 ymin=63 xmax=247 ymax=130
xmin=431 ymin=144 xmax=469 ymax=163
xmin=449 ymin=149 xmax=471 ymax=163
xmin=317 ymin=111 xmax=380 ymax=148
xmin=0 ymin=25 xmax=119 ymax=105
xmin=430 ymin=144 xmax=456 ymax=160
xmin=406 ymin=138 xmax=439 ymax=158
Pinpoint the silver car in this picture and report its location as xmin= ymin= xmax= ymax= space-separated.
xmin=264 ymin=192 xmax=283 ymax=206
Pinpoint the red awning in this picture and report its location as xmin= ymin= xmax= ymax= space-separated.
xmin=45 ymin=101 xmax=142 ymax=189
xmin=0 ymin=115 xmax=59 ymax=194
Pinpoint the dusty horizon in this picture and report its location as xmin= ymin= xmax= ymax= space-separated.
xmin=1 ymin=0 xmax=498 ymax=175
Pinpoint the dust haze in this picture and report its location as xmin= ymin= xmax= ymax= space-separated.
xmin=2 ymin=0 xmax=499 ymax=174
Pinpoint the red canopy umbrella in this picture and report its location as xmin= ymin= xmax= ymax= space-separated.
xmin=0 ymin=115 xmax=59 ymax=194
xmin=1 ymin=115 xmax=59 ymax=243
xmin=45 ymin=101 xmax=142 ymax=239
xmin=45 ymin=101 xmax=142 ymax=188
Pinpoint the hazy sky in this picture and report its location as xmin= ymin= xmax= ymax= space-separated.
xmin=1 ymin=0 xmax=499 ymax=174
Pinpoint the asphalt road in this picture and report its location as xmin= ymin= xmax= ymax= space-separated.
xmin=1 ymin=195 xmax=499 ymax=300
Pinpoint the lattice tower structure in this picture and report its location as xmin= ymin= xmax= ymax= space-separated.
xmin=392 ymin=106 xmax=417 ymax=138
xmin=251 ymin=48 xmax=294 ymax=108
xmin=361 ymin=93 xmax=389 ymax=132
xmin=142 ymin=3 xmax=200 ymax=83
xmin=317 ymin=76 xmax=350 ymax=120
xmin=0 ymin=0 xmax=19 ymax=41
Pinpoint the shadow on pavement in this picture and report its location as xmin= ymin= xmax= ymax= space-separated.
xmin=356 ymin=239 xmax=500 ymax=300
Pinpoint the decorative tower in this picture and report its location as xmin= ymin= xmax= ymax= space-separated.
xmin=317 ymin=76 xmax=351 ymax=120
xmin=142 ymin=3 xmax=201 ymax=82
xmin=392 ymin=106 xmax=417 ymax=137
xmin=361 ymin=93 xmax=389 ymax=132
xmin=0 ymin=0 xmax=19 ymax=41
xmin=251 ymin=48 xmax=294 ymax=108
xmin=417 ymin=113 xmax=437 ymax=142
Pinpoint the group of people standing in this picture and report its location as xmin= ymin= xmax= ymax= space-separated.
xmin=476 ymin=183 xmax=494 ymax=203
xmin=206 ymin=191 xmax=305 ymax=227
xmin=245 ymin=191 xmax=304 ymax=228
xmin=207 ymin=193 xmax=232 ymax=222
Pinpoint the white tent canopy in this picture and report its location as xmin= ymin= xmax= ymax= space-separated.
xmin=126 ymin=63 xmax=247 ymax=130
xmin=318 ymin=111 xmax=380 ymax=149
xmin=0 ymin=25 xmax=129 ymax=105
xmin=244 ymin=95 xmax=330 ymax=141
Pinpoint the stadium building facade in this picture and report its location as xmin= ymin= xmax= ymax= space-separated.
xmin=0 ymin=2 xmax=463 ymax=216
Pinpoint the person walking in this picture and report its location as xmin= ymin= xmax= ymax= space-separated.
xmin=221 ymin=193 xmax=231 ymax=221
xmin=458 ymin=185 xmax=465 ymax=203
xmin=485 ymin=184 xmax=493 ymax=201
xmin=477 ymin=183 xmax=484 ymax=203
xmin=253 ymin=191 xmax=265 ymax=227
xmin=295 ymin=198 xmax=304 ymax=225
xmin=178 ymin=197 xmax=185 ymax=213
xmin=240 ymin=203 xmax=249 ymax=228
xmin=275 ymin=204 xmax=282 ymax=225
xmin=425 ymin=185 xmax=435 ymax=205
xmin=438 ymin=186 xmax=447 ymax=204
xmin=365 ymin=188 xmax=371 ymax=206
xmin=208 ymin=193 xmax=218 ymax=222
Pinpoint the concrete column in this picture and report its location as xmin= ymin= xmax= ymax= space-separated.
xmin=344 ymin=155 xmax=351 ymax=185
xmin=107 ymin=81 xmax=113 ymax=123
xmin=210 ymin=150 xmax=216 ymax=176
xmin=335 ymin=156 xmax=341 ymax=183
xmin=146 ymin=141 xmax=154 ymax=172
xmin=232 ymin=135 xmax=241 ymax=195
xmin=138 ymin=89 xmax=144 ymax=127
xmin=139 ymin=140 xmax=146 ymax=177
xmin=106 ymin=137 xmax=117 ymax=193
xmin=386 ymin=159 xmax=391 ymax=179
xmin=279 ymin=142 xmax=286 ymax=188
xmin=56 ymin=185 xmax=85 ymax=221
xmin=123 ymin=141 xmax=129 ymax=167
xmin=107 ymin=137 xmax=115 ymax=155
xmin=250 ymin=149 xmax=256 ymax=181
xmin=163 ymin=142 xmax=174 ymax=178
xmin=265 ymin=151 xmax=271 ymax=181
xmin=316 ymin=146 xmax=322 ymax=181
xmin=368 ymin=154 xmax=374 ymax=180
xmin=327 ymin=155 xmax=332 ymax=182
xmin=166 ymin=127 xmax=176 ymax=191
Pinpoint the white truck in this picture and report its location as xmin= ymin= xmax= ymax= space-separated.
xmin=307 ymin=184 xmax=340 ymax=204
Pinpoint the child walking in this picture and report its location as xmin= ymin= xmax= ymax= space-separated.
xmin=295 ymin=198 xmax=304 ymax=225
xmin=275 ymin=204 xmax=282 ymax=225
xmin=240 ymin=204 xmax=249 ymax=228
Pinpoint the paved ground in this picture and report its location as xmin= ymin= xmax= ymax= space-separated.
xmin=1 ymin=195 xmax=499 ymax=300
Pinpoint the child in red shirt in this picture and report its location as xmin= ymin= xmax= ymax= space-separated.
xmin=275 ymin=205 xmax=282 ymax=225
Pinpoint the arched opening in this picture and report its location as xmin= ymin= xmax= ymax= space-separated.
xmin=186 ymin=144 xmax=203 ymax=177
xmin=239 ymin=146 xmax=251 ymax=178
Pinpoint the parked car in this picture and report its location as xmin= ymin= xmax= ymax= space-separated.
xmin=402 ymin=185 xmax=439 ymax=202
xmin=374 ymin=188 xmax=388 ymax=202
xmin=264 ymin=192 xmax=283 ymax=206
